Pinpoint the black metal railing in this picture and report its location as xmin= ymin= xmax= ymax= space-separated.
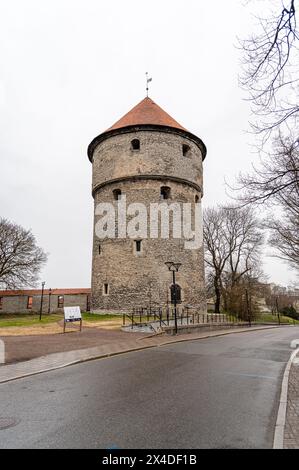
xmin=123 ymin=307 xmax=229 ymax=330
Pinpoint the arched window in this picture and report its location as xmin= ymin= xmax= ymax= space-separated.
xmin=113 ymin=189 xmax=122 ymax=200
xmin=160 ymin=186 xmax=171 ymax=200
xmin=182 ymin=144 xmax=191 ymax=157
xmin=131 ymin=139 xmax=140 ymax=151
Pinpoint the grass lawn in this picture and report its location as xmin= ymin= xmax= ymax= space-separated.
xmin=0 ymin=312 xmax=122 ymax=328
xmin=254 ymin=313 xmax=299 ymax=325
xmin=1 ymin=311 xmax=298 ymax=330
xmin=82 ymin=313 xmax=121 ymax=322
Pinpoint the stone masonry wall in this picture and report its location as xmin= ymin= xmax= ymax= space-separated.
xmin=92 ymin=130 xmax=203 ymax=192
xmin=0 ymin=294 xmax=89 ymax=314
xmin=91 ymin=128 xmax=206 ymax=314
xmin=91 ymin=180 xmax=205 ymax=313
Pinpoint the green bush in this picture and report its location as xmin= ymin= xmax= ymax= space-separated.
xmin=280 ymin=306 xmax=299 ymax=320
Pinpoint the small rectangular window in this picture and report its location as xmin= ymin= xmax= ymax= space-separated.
xmin=113 ymin=189 xmax=122 ymax=201
xmin=57 ymin=295 xmax=64 ymax=308
xmin=182 ymin=144 xmax=191 ymax=157
xmin=27 ymin=296 xmax=33 ymax=310
xmin=131 ymin=139 xmax=140 ymax=150
xmin=135 ymin=240 xmax=142 ymax=252
xmin=103 ymin=283 xmax=109 ymax=295
xmin=160 ymin=186 xmax=171 ymax=200
xmin=0 ymin=297 xmax=3 ymax=310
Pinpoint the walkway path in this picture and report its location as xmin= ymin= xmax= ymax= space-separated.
xmin=0 ymin=325 xmax=281 ymax=384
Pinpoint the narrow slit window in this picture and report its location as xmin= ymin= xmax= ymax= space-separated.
xmin=131 ymin=139 xmax=140 ymax=150
xmin=182 ymin=144 xmax=191 ymax=157
xmin=113 ymin=189 xmax=122 ymax=200
xmin=160 ymin=186 xmax=171 ymax=200
xmin=98 ymin=244 xmax=101 ymax=255
xmin=103 ymin=283 xmax=109 ymax=295
xmin=135 ymin=240 xmax=142 ymax=252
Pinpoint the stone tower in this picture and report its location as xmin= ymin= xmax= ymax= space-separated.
xmin=88 ymin=97 xmax=207 ymax=313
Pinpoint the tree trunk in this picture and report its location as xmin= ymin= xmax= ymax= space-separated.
xmin=214 ymin=277 xmax=221 ymax=313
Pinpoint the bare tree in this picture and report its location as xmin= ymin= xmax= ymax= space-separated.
xmin=224 ymin=206 xmax=263 ymax=285
xmin=0 ymin=218 xmax=47 ymax=289
xmin=240 ymin=0 xmax=299 ymax=141
xmin=236 ymin=2 xmax=299 ymax=271
xmin=203 ymin=205 xmax=264 ymax=313
xmin=203 ymin=207 xmax=230 ymax=313
xmin=234 ymin=135 xmax=299 ymax=272
xmin=235 ymin=134 xmax=299 ymax=204
xmin=267 ymin=210 xmax=299 ymax=269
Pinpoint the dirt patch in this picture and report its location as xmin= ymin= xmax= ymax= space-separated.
xmin=0 ymin=319 xmax=123 ymax=336
xmin=0 ymin=327 xmax=146 ymax=364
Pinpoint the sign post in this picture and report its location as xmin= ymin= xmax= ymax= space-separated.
xmin=63 ymin=306 xmax=82 ymax=333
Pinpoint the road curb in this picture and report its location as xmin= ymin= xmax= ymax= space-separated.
xmin=273 ymin=347 xmax=299 ymax=449
xmin=0 ymin=325 xmax=287 ymax=384
xmin=158 ymin=325 xmax=282 ymax=347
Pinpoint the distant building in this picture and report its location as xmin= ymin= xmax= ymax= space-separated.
xmin=0 ymin=289 xmax=91 ymax=314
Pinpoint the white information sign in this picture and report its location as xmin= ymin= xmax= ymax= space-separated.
xmin=64 ymin=306 xmax=82 ymax=321
xmin=63 ymin=306 xmax=82 ymax=333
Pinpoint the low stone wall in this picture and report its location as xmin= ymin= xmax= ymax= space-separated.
xmin=163 ymin=322 xmax=252 ymax=335
xmin=0 ymin=293 xmax=90 ymax=314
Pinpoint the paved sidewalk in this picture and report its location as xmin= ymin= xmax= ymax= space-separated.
xmin=284 ymin=359 xmax=299 ymax=449
xmin=0 ymin=327 xmax=146 ymax=364
xmin=0 ymin=325 xmax=280 ymax=384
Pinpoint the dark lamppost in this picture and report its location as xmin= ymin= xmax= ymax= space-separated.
xmin=245 ymin=288 xmax=251 ymax=327
xmin=276 ymin=297 xmax=281 ymax=325
xmin=48 ymin=288 xmax=52 ymax=314
xmin=39 ymin=281 xmax=45 ymax=321
xmin=165 ymin=262 xmax=181 ymax=334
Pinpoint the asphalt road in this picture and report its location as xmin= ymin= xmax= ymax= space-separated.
xmin=0 ymin=327 xmax=298 ymax=449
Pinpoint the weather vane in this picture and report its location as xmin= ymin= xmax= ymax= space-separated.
xmin=146 ymin=72 xmax=152 ymax=97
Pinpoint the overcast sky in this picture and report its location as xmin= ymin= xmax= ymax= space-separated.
xmin=0 ymin=0 xmax=297 ymax=289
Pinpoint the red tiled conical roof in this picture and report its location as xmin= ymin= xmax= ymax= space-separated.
xmin=107 ymin=97 xmax=187 ymax=132
xmin=88 ymin=96 xmax=207 ymax=161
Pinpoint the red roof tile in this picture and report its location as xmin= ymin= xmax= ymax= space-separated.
xmin=87 ymin=96 xmax=207 ymax=161
xmin=107 ymin=97 xmax=187 ymax=132
xmin=0 ymin=288 xmax=91 ymax=297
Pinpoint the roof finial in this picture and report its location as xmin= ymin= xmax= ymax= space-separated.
xmin=146 ymin=72 xmax=152 ymax=97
